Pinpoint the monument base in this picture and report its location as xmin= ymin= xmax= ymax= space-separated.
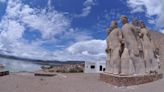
xmin=100 ymin=72 xmax=163 ymax=86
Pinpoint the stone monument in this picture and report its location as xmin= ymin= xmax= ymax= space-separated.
xmin=100 ymin=16 xmax=163 ymax=86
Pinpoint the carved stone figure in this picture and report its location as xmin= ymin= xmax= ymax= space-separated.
xmin=120 ymin=16 xmax=145 ymax=75
xmin=140 ymin=22 xmax=159 ymax=73
xmin=154 ymin=48 xmax=161 ymax=73
xmin=132 ymin=19 xmax=145 ymax=70
xmin=106 ymin=21 xmax=122 ymax=74
xmin=102 ymin=16 xmax=163 ymax=86
xmin=105 ymin=16 xmax=161 ymax=76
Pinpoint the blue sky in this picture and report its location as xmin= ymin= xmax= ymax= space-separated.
xmin=0 ymin=0 xmax=163 ymax=61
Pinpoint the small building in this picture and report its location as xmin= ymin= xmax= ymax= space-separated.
xmin=84 ymin=61 xmax=106 ymax=73
xmin=0 ymin=64 xmax=4 ymax=69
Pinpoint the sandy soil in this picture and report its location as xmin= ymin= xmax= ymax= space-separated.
xmin=0 ymin=71 xmax=164 ymax=92
xmin=0 ymin=62 xmax=163 ymax=92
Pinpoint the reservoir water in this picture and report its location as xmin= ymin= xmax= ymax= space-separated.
xmin=0 ymin=57 xmax=41 ymax=72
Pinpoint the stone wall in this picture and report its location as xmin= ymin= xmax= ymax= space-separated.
xmin=100 ymin=73 xmax=163 ymax=86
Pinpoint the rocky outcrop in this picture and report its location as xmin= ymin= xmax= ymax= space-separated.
xmin=150 ymin=31 xmax=164 ymax=62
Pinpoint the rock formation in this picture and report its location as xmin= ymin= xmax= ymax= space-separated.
xmin=150 ymin=31 xmax=164 ymax=63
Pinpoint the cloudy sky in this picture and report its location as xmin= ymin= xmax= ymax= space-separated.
xmin=0 ymin=0 xmax=163 ymax=61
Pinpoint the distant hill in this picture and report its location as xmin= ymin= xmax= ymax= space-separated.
xmin=0 ymin=54 xmax=85 ymax=66
xmin=150 ymin=31 xmax=164 ymax=62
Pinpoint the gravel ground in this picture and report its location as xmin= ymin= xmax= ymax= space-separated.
xmin=0 ymin=71 xmax=164 ymax=92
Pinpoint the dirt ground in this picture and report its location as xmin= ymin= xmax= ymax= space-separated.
xmin=0 ymin=70 xmax=164 ymax=92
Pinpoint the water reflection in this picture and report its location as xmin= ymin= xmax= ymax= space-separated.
xmin=0 ymin=57 xmax=41 ymax=72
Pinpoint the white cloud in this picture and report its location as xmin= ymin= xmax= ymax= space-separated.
xmin=131 ymin=7 xmax=144 ymax=13
xmin=67 ymin=39 xmax=106 ymax=55
xmin=0 ymin=20 xmax=24 ymax=41
xmin=127 ymin=0 xmax=145 ymax=13
xmin=55 ymin=39 xmax=107 ymax=61
xmin=13 ymin=39 xmax=106 ymax=61
xmin=127 ymin=0 xmax=164 ymax=29
xmin=75 ymin=0 xmax=96 ymax=17
xmin=64 ymin=28 xmax=93 ymax=42
xmin=160 ymin=29 xmax=164 ymax=34
xmin=3 ymin=0 xmax=71 ymax=40
xmin=22 ymin=10 xmax=70 ymax=39
xmin=0 ymin=0 xmax=96 ymax=61
xmin=0 ymin=0 xmax=61 ymax=59
xmin=148 ymin=19 xmax=155 ymax=24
